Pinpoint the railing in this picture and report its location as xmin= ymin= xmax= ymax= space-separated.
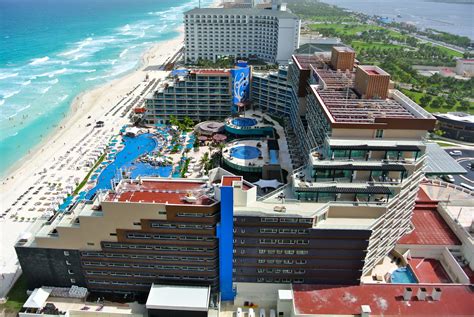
xmin=422 ymin=179 xmax=474 ymax=197
xmin=257 ymin=183 xmax=291 ymax=201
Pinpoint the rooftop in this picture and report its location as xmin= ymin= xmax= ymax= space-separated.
xmin=292 ymin=284 xmax=474 ymax=316
xmin=311 ymin=85 xmax=436 ymax=128
xmin=358 ymin=65 xmax=390 ymax=76
xmin=408 ymin=258 xmax=452 ymax=284
xmin=292 ymin=54 xmax=328 ymax=70
xmin=424 ymin=143 xmax=467 ymax=175
xmin=221 ymin=175 xmax=253 ymax=191
xmin=146 ymin=284 xmax=210 ymax=311
xmin=104 ymin=179 xmax=216 ymax=206
xmin=398 ymin=206 xmax=461 ymax=246
xmin=184 ymin=7 xmax=298 ymax=19
xmin=190 ymin=69 xmax=230 ymax=76
xmin=435 ymin=112 xmax=474 ymax=124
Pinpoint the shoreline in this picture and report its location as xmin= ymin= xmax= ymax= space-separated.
xmin=0 ymin=29 xmax=182 ymax=182
xmin=0 ymin=31 xmax=184 ymax=202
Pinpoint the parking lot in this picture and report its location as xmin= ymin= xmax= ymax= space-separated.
xmin=444 ymin=148 xmax=474 ymax=187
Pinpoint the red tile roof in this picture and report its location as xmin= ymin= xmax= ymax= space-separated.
xmin=293 ymin=284 xmax=474 ymax=316
xmin=409 ymin=258 xmax=452 ymax=284
xmin=105 ymin=180 xmax=215 ymax=205
xmin=398 ymin=208 xmax=461 ymax=246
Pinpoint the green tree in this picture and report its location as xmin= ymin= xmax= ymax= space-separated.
xmin=419 ymin=95 xmax=432 ymax=107
xmin=169 ymin=115 xmax=179 ymax=127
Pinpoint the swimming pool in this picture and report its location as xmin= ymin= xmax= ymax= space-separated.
xmin=85 ymin=133 xmax=159 ymax=199
xmin=232 ymin=117 xmax=257 ymax=127
xmin=391 ymin=266 xmax=417 ymax=283
xmin=231 ymin=146 xmax=261 ymax=160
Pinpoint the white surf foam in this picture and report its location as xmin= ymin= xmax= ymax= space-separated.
xmin=3 ymin=90 xmax=21 ymax=99
xmin=21 ymin=80 xmax=32 ymax=86
xmin=29 ymin=56 xmax=50 ymax=66
xmin=0 ymin=72 xmax=19 ymax=80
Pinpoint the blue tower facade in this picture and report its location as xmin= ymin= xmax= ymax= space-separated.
xmin=230 ymin=61 xmax=251 ymax=114
xmin=217 ymin=185 xmax=236 ymax=301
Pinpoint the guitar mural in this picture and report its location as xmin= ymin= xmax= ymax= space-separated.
xmin=230 ymin=61 xmax=250 ymax=113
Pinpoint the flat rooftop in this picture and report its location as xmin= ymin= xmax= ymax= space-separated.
xmin=409 ymin=258 xmax=452 ymax=284
xmin=359 ymin=65 xmax=390 ymax=76
xmin=314 ymin=87 xmax=418 ymax=124
xmin=221 ymin=175 xmax=252 ymax=191
xmin=146 ymin=284 xmax=210 ymax=311
xmin=292 ymin=54 xmax=327 ymax=70
xmin=398 ymin=208 xmax=461 ymax=246
xmin=184 ymin=7 xmax=298 ymax=19
xmin=104 ymin=179 xmax=216 ymax=205
xmin=190 ymin=69 xmax=230 ymax=76
xmin=293 ymin=284 xmax=474 ymax=316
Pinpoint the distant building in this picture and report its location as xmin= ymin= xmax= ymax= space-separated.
xmin=184 ymin=6 xmax=300 ymax=64
xmin=455 ymin=59 xmax=474 ymax=77
xmin=434 ymin=112 xmax=474 ymax=142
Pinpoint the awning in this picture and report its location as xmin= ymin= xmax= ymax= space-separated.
xmin=253 ymin=179 xmax=283 ymax=188
xmin=23 ymin=288 xmax=52 ymax=309
xmin=424 ymin=143 xmax=467 ymax=175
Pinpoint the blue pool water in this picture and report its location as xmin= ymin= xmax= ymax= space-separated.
xmin=231 ymin=146 xmax=261 ymax=160
xmin=391 ymin=266 xmax=417 ymax=283
xmin=232 ymin=117 xmax=257 ymax=127
xmin=269 ymin=149 xmax=279 ymax=164
xmin=85 ymin=133 xmax=160 ymax=199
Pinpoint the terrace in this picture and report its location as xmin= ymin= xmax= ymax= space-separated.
xmin=104 ymin=179 xmax=216 ymax=206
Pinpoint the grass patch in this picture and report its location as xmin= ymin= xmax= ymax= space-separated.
xmin=309 ymin=23 xmax=383 ymax=35
xmin=400 ymin=89 xmax=473 ymax=114
xmin=430 ymin=44 xmax=463 ymax=58
xmin=434 ymin=141 xmax=456 ymax=147
xmin=351 ymin=40 xmax=405 ymax=51
xmin=0 ymin=275 xmax=29 ymax=314
xmin=73 ymin=153 xmax=106 ymax=195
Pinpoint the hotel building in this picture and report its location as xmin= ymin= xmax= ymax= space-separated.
xmin=183 ymin=6 xmax=300 ymax=64
xmin=144 ymin=69 xmax=232 ymax=125
xmin=16 ymin=48 xmax=440 ymax=304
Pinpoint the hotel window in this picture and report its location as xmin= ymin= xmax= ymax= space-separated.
xmin=375 ymin=129 xmax=384 ymax=139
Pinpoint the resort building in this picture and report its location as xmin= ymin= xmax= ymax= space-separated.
xmin=251 ymin=67 xmax=292 ymax=116
xmin=144 ymin=62 xmax=251 ymax=124
xmin=144 ymin=69 xmax=232 ymax=125
xmin=434 ymin=111 xmax=474 ymax=143
xmin=183 ymin=6 xmax=300 ymax=64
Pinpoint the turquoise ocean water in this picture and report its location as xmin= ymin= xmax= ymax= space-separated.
xmin=0 ymin=0 xmax=212 ymax=177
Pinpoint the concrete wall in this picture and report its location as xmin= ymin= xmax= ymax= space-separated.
xmin=276 ymin=18 xmax=300 ymax=64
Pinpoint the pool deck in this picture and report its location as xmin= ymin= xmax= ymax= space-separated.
xmin=223 ymin=140 xmax=269 ymax=168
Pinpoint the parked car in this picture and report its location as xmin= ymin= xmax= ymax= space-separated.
xmin=449 ymin=150 xmax=462 ymax=156
xmin=442 ymin=175 xmax=455 ymax=183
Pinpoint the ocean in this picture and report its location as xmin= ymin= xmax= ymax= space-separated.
xmin=321 ymin=0 xmax=474 ymax=39
xmin=0 ymin=0 xmax=212 ymax=177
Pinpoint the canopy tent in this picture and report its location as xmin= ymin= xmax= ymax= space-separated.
xmin=23 ymin=288 xmax=52 ymax=309
xmin=253 ymin=179 xmax=283 ymax=188
xmin=124 ymin=127 xmax=141 ymax=137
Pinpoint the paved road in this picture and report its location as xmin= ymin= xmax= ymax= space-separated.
xmin=444 ymin=149 xmax=474 ymax=186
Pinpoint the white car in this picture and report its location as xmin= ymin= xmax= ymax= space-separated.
xmin=449 ymin=150 xmax=462 ymax=156
xmin=442 ymin=175 xmax=455 ymax=183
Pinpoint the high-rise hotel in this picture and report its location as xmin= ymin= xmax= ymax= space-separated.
xmin=183 ymin=2 xmax=300 ymax=64
xmin=16 ymin=47 xmax=437 ymax=302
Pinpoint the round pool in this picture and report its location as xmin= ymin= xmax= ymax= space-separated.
xmin=232 ymin=117 xmax=258 ymax=127
xmin=230 ymin=146 xmax=261 ymax=160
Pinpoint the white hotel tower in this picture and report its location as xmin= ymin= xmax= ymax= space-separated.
xmin=184 ymin=1 xmax=300 ymax=64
